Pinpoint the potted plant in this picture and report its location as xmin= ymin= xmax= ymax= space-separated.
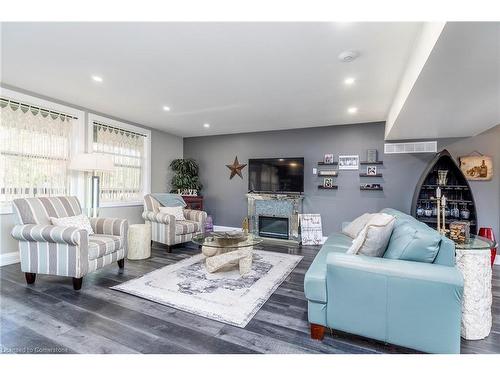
xmin=169 ymin=158 xmax=203 ymax=195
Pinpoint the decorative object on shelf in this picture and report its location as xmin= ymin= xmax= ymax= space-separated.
xmin=323 ymin=177 xmax=334 ymax=188
xmin=437 ymin=170 xmax=448 ymax=186
xmin=69 ymin=152 xmax=115 ymax=218
xmin=360 ymin=184 xmax=382 ymax=190
xmin=478 ymin=227 xmax=498 ymax=266
xmin=170 ymin=158 xmax=203 ymax=194
xmin=411 ymin=149 xmax=478 ymax=233
xmin=182 ymin=195 xmax=204 ymax=210
xmin=367 ymin=149 xmax=378 ymax=163
xmin=323 ymin=153 xmax=334 ymax=164
xmin=367 ymin=166 xmax=377 ymax=176
xmin=178 ymin=189 xmax=198 ymax=196
xmin=459 ymin=152 xmax=493 ymax=181
xmin=318 ymin=170 xmax=338 ymax=176
xmin=338 ymin=154 xmax=359 ymax=170
xmin=226 ymin=156 xmax=247 ymax=179
xmin=299 ymin=214 xmax=323 ymax=245
xmin=449 ymin=221 xmax=470 ymax=244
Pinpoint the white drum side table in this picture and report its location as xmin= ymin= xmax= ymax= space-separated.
xmin=455 ymin=235 xmax=495 ymax=340
xmin=127 ymin=223 xmax=151 ymax=260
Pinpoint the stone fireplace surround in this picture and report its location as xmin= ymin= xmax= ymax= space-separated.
xmin=246 ymin=193 xmax=304 ymax=243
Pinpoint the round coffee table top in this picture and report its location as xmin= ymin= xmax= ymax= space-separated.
xmin=455 ymin=234 xmax=497 ymax=251
xmin=192 ymin=231 xmax=263 ymax=248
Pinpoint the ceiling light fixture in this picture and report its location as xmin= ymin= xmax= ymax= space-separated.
xmin=91 ymin=75 xmax=103 ymax=83
xmin=344 ymin=77 xmax=356 ymax=85
xmin=347 ymin=107 xmax=358 ymax=114
xmin=338 ymin=50 xmax=359 ymax=63
xmin=163 ymin=106 xmax=171 ymax=111
xmin=203 ymin=123 xmax=210 ymax=128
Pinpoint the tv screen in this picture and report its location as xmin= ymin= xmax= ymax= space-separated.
xmin=248 ymin=158 xmax=304 ymax=194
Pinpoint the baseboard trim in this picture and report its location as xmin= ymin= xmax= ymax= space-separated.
xmin=0 ymin=251 xmax=19 ymax=266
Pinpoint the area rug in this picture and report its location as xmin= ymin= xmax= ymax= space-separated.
xmin=111 ymin=250 xmax=302 ymax=327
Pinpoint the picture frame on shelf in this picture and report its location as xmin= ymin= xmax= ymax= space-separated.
xmin=324 ymin=154 xmax=334 ymax=165
xmin=323 ymin=177 xmax=334 ymax=188
xmin=367 ymin=166 xmax=377 ymax=176
xmin=367 ymin=149 xmax=378 ymax=163
xmin=318 ymin=170 xmax=337 ymax=176
xmin=338 ymin=155 xmax=359 ymax=170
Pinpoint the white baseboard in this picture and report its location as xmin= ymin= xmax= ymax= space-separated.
xmin=0 ymin=251 xmax=19 ymax=266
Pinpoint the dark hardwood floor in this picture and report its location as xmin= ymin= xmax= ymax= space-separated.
xmin=1 ymin=241 xmax=499 ymax=354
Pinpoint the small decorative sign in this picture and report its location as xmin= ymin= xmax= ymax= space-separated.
xmin=338 ymin=155 xmax=359 ymax=170
xmin=459 ymin=155 xmax=493 ymax=181
xmin=299 ymin=214 xmax=323 ymax=245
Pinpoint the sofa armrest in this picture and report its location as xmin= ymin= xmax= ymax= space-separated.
xmin=11 ymin=224 xmax=86 ymax=246
xmin=90 ymin=217 xmax=128 ymax=237
xmin=142 ymin=210 xmax=174 ymax=224
xmin=184 ymin=209 xmax=207 ymax=225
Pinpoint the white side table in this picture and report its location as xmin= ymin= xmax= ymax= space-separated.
xmin=455 ymin=235 xmax=496 ymax=340
xmin=127 ymin=223 xmax=151 ymax=260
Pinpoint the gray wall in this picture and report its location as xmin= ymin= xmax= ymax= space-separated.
xmin=0 ymin=84 xmax=183 ymax=257
xmin=184 ymin=123 xmax=500 ymax=241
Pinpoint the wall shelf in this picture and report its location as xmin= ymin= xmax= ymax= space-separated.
xmin=360 ymin=161 xmax=383 ymax=165
xmin=317 ymin=161 xmax=338 ymax=166
xmin=359 ymin=173 xmax=383 ymax=177
xmin=318 ymin=185 xmax=338 ymax=190
xmin=360 ymin=186 xmax=383 ymax=191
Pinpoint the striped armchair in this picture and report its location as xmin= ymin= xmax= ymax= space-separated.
xmin=11 ymin=196 xmax=128 ymax=290
xmin=143 ymin=194 xmax=207 ymax=250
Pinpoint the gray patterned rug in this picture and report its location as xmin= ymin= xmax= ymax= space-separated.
xmin=111 ymin=250 xmax=302 ymax=327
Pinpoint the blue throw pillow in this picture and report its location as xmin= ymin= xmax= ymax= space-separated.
xmin=383 ymin=222 xmax=441 ymax=263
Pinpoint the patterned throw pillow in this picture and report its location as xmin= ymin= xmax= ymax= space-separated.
xmin=342 ymin=213 xmax=374 ymax=239
xmin=347 ymin=213 xmax=395 ymax=257
xmin=159 ymin=206 xmax=185 ymax=221
xmin=51 ymin=214 xmax=94 ymax=234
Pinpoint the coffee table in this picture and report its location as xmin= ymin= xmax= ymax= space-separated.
xmin=192 ymin=232 xmax=263 ymax=275
xmin=455 ymin=234 xmax=497 ymax=340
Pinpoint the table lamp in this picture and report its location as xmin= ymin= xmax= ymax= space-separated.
xmin=69 ymin=153 xmax=115 ymax=217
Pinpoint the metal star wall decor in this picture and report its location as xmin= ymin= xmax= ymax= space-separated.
xmin=226 ymin=156 xmax=247 ymax=179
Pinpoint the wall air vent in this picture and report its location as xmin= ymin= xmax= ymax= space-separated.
xmin=384 ymin=141 xmax=437 ymax=154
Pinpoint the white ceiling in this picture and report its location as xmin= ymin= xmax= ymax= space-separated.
xmin=386 ymin=22 xmax=500 ymax=140
xmin=1 ymin=22 xmax=422 ymax=137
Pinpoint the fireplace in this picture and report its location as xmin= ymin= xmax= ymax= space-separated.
xmin=258 ymin=216 xmax=289 ymax=240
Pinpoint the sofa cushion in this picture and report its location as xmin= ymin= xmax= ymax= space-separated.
xmin=175 ymin=220 xmax=202 ymax=235
xmin=304 ymin=232 xmax=351 ymax=303
xmin=88 ymin=234 xmax=122 ymax=260
xmin=341 ymin=213 xmax=373 ymax=239
xmin=384 ymin=222 xmax=441 ymax=263
xmin=347 ymin=213 xmax=395 ymax=257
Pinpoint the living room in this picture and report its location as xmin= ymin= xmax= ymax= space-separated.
xmin=1 ymin=1 xmax=499 ymax=372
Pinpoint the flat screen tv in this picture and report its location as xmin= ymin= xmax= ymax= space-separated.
xmin=248 ymin=158 xmax=304 ymax=194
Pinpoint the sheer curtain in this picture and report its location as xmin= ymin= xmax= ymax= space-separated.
xmin=0 ymin=99 xmax=72 ymax=203
xmin=92 ymin=122 xmax=144 ymax=203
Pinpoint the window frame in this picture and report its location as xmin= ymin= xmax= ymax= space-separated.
xmin=87 ymin=113 xmax=151 ymax=208
xmin=0 ymin=87 xmax=85 ymax=214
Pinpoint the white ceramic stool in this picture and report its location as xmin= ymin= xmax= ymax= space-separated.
xmin=127 ymin=223 xmax=151 ymax=260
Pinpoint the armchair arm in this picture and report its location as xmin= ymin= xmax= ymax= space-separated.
xmin=142 ymin=210 xmax=174 ymax=224
xmin=90 ymin=217 xmax=128 ymax=236
xmin=11 ymin=224 xmax=86 ymax=246
xmin=184 ymin=209 xmax=207 ymax=224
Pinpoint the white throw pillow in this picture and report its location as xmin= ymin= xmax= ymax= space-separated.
xmin=342 ymin=213 xmax=374 ymax=239
xmin=50 ymin=214 xmax=94 ymax=234
xmin=159 ymin=206 xmax=185 ymax=221
xmin=346 ymin=213 xmax=395 ymax=257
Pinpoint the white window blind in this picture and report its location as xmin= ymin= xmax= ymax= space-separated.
xmin=92 ymin=121 xmax=146 ymax=203
xmin=0 ymin=98 xmax=73 ymax=202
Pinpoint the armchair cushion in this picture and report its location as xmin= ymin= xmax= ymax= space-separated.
xmin=88 ymin=234 xmax=123 ymax=260
xmin=175 ymin=220 xmax=202 ymax=235
xmin=159 ymin=206 xmax=185 ymax=221
xmin=11 ymin=224 xmax=85 ymax=246
xmin=50 ymin=214 xmax=94 ymax=234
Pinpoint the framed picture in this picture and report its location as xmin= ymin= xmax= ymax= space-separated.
xmin=367 ymin=149 xmax=378 ymax=163
xmin=323 ymin=177 xmax=333 ymax=188
xmin=367 ymin=166 xmax=377 ymax=175
xmin=459 ymin=155 xmax=493 ymax=181
xmin=338 ymin=155 xmax=359 ymax=170
xmin=318 ymin=170 xmax=337 ymax=177
xmin=324 ymin=154 xmax=334 ymax=164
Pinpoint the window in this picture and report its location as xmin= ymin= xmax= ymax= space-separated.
xmin=89 ymin=115 xmax=151 ymax=206
xmin=0 ymin=97 xmax=76 ymax=203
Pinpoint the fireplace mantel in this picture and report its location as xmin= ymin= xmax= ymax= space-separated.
xmin=246 ymin=193 xmax=303 ymax=243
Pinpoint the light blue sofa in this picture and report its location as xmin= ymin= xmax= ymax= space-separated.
xmin=304 ymin=208 xmax=464 ymax=354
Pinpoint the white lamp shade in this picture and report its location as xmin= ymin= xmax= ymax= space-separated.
xmin=69 ymin=153 xmax=115 ymax=172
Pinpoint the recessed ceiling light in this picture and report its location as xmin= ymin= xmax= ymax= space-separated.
xmin=344 ymin=77 xmax=356 ymax=85
xmin=203 ymin=123 xmax=210 ymax=128
xmin=91 ymin=75 xmax=103 ymax=83
xmin=163 ymin=106 xmax=171 ymax=111
xmin=347 ymin=107 xmax=358 ymax=114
